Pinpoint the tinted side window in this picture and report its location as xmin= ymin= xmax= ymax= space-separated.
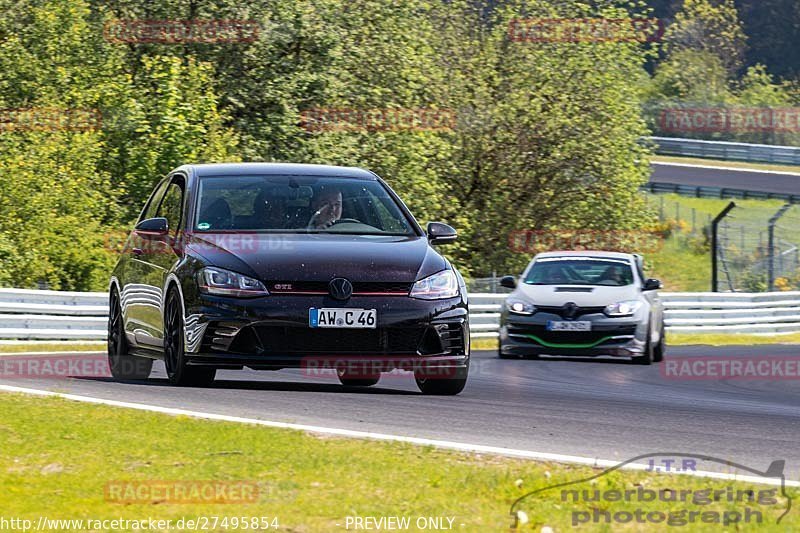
xmin=141 ymin=180 xmax=169 ymax=222
xmin=157 ymin=179 xmax=185 ymax=238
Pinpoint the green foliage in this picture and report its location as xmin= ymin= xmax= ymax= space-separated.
xmin=11 ymin=0 xmax=792 ymax=291
xmin=662 ymin=0 xmax=748 ymax=76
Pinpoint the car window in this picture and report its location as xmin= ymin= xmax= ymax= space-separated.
xmin=195 ymin=175 xmax=416 ymax=235
xmin=140 ymin=179 xmax=169 ymax=222
xmin=525 ymin=258 xmax=634 ymax=286
xmin=157 ymin=178 xmax=185 ymax=238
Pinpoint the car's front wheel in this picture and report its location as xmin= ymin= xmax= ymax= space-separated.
xmin=108 ymin=288 xmax=153 ymax=380
xmin=634 ymin=323 xmax=656 ymax=365
xmin=653 ymin=323 xmax=666 ymax=363
xmin=164 ymin=288 xmax=216 ymax=387
xmin=415 ymin=366 xmax=468 ymax=395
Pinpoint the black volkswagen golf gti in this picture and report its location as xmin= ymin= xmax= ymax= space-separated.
xmin=109 ymin=163 xmax=470 ymax=395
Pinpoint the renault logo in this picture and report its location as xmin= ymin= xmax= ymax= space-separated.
xmin=562 ymin=302 xmax=579 ymax=320
xmin=329 ymin=278 xmax=353 ymax=300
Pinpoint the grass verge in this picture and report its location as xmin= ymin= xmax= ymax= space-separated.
xmin=0 ymin=342 xmax=105 ymax=353
xmin=0 ymin=393 xmax=795 ymax=531
xmin=667 ymin=332 xmax=800 ymax=346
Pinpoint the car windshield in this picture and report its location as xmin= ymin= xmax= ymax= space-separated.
xmin=524 ymin=257 xmax=634 ymax=287
xmin=195 ymin=175 xmax=416 ymax=235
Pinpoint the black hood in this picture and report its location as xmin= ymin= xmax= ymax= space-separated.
xmin=186 ymin=233 xmax=448 ymax=283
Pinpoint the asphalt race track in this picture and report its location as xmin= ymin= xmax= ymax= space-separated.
xmin=3 ymin=346 xmax=800 ymax=479
xmin=651 ymin=162 xmax=800 ymax=196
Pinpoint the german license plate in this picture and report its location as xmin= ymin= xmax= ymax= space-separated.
xmin=547 ymin=321 xmax=591 ymax=332
xmin=309 ymin=308 xmax=377 ymax=329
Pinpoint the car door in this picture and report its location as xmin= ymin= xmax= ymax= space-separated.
xmin=122 ymin=178 xmax=169 ymax=347
xmin=134 ymin=173 xmax=188 ymax=347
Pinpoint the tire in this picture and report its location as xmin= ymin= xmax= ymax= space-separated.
xmin=653 ymin=323 xmax=666 ymax=363
xmin=634 ymin=326 xmax=655 ymax=366
xmin=164 ymin=288 xmax=216 ymax=387
xmin=108 ymin=288 xmax=153 ymax=380
xmin=336 ymin=368 xmax=380 ymax=387
xmin=415 ymin=366 xmax=468 ymax=395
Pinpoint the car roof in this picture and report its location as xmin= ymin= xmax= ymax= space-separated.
xmin=534 ymin=251 xmax=636 ymax=261
xmin=180 ymin=162 xmax=377 ymax=179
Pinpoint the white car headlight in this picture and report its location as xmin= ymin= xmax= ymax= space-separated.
xmin=506 ymin=299 xmax=536 ymax=315
xmin=604 ymin=300 xmax=642 ymax=317
xmin=410 ymin=269 xmax=459 ymax=300
xmin=198 ymin=267 xmax=269 ymax=298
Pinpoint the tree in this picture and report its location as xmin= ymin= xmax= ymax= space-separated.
xmin=662 ymin=0 xmax=747 ymax=76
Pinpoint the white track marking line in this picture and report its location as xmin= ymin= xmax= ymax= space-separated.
xmin=652 ymin=161 xmax=800 ymax=177
xmin=0 ymin=384 xmax=796 ymax=487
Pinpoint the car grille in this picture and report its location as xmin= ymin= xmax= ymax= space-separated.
xmin=243 ymin=326 xmax=424 ymax=355
xmin=508 ymin=324 xmax=636 ymax=346
xmin=267 ymin=281 xmax=412 ymax=295
xmin=534 ymin=306 xmax=606 ymax=319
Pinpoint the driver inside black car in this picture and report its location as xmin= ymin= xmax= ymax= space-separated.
xmin=307 ymin=185 xmax=343 ymax=229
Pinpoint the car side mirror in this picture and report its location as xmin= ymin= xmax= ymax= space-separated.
xmin=135 ymin=217 xmax=169 ymax=237
xmin=643 ymin=278 xmax=662 ymax=291
xmin=500 ymin=275 xmax=517 ymax=289
xmin=427 ymin=222 xmax=457 ymax=245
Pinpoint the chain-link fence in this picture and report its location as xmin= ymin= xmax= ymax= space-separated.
xmin=714 ymin=203 xmax=800 ymax=292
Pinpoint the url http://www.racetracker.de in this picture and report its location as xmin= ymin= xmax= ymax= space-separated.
xmin=0 ymin=516 xmax=281 ymax=531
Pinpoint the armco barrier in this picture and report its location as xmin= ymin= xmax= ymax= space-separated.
xmin=469 ymin=292 xmax=800 ymax=338
xmin=648 ymin=136 xmax=800 ymax=166
xmin=0 ymin=289 xmax=798 ymax=340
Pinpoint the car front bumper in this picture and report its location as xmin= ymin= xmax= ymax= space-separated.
xmin=499 ymin=312 xmax=648 ymax=358
xmin=182 ymin=293 xmax=470 ymax=371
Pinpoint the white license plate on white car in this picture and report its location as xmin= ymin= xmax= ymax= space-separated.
xmin=309 ymin=308 xmax=377 ymax=329
xmin=547 ymin=321 xmax=592 ymax=332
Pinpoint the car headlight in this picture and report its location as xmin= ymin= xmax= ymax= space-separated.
xmin=198 ymin=267 xmax=269 ymax=298
xmin=410 ymin=269 xmax=459 ymax=300
xmin=506 ymin=299 xmax=536 ymax=315
xmin=603 ymin=300 xmax=642 ymax=317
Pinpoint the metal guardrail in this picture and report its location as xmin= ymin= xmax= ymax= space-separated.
xmin=469 ymin=292 xmax=800 ymax=337
xmin=643 ymin=182 xmax=800 ymax=204
xmin=1 ymin=289 xmax=799 ymax=340
xmin=648 ymin=137 xmax=800 ymax=166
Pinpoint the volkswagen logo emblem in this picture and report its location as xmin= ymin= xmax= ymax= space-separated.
xmin=328 ymin=278 xmax=353 ymax=300
xmin=562 ymin=302 xmax=579 ymax=320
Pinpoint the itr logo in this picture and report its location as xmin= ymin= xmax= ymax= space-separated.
xmin=646 ymin=457 xmax=697 ymax=473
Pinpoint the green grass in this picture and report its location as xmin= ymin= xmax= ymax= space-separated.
xmin=646 ymin=234 xmax=711 ymax=292
xmin=0 ymin=393 xmax=796 ymax=531
xmin=646 ymin=193 xmax=786 ymax=225
xmin=668 ymin=332 xmax=800 ymax=346
xmin=652 ymin=155 xmax=800 ymax=174
xmin=0 ymin=342 xmax=105 ymax=353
